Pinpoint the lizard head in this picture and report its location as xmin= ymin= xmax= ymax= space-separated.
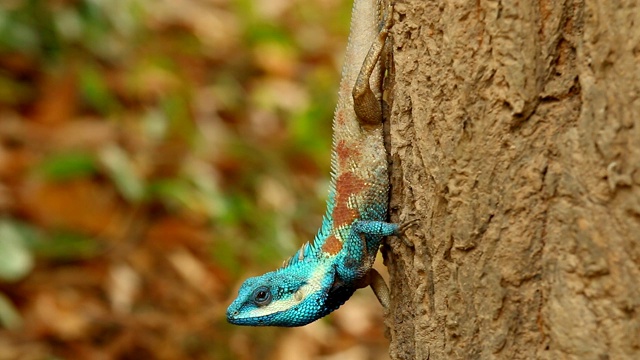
xmin=226 ymin=262 xmax=342 ymax=327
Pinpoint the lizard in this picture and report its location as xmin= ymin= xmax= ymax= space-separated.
xmin=227 ymin=0 xmax=407 ymax=327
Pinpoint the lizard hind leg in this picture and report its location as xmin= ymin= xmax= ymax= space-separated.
xmin=356 ymin=268 xmax=391 ymax=309
xmin=368 ymin=269 xmax=391 ymax=309
xmin=352 ymin=2 xmax=394 ymax=126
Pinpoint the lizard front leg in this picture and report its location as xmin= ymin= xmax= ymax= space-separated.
xmin=351 ymin=219 xmax=419 ymax=310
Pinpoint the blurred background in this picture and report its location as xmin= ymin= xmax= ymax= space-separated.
xmin=0 ymin=0 xmax=390 ymax=359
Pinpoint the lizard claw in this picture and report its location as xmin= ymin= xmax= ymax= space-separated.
xmin=395 ymin=219 xmax=420 ymax=248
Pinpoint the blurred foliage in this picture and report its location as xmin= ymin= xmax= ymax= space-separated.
xmin=0 ymin=0 xmax=390 ymax=359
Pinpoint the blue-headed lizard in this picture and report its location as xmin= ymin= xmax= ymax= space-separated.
xmin=227 ymin=0 xmax=408 ymax=327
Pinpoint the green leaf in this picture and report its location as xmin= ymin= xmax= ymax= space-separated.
xmin=37 ymin=152 xmax=98 ymax=181
xmin=100 ymin=145 xmax=145 ymax=202
xmin=0 ymin=293 xmax=22 ymax=330
xmin=0 ymin=221 xmax=34 ymax=282
xmin=79 ymin=64 xmax=117 ymax=114
xmin=32 ymin=231 xmax=101 ymax=260
xmin=147 ymin=178 xmax=191 ymax=209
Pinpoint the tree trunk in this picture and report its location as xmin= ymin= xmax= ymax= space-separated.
xmin=385 ymin=0 xmax=640 ymax=358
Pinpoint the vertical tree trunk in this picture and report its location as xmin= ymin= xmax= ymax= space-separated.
xmin=386 ymin=0 xmax=640 ymax=358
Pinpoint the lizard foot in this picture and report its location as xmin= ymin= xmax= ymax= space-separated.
xmin=394 ymin=219 xmax=420 ymax=248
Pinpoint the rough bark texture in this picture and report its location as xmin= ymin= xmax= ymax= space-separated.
xmin=385 ymin=0 xmax=640 ymax=359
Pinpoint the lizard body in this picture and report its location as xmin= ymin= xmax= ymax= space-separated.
xmin=227 ymin=0 xmax=399 ymax=327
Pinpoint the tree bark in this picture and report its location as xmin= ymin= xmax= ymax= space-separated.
xmin=385 ymin=0 xmax=640 ymax=358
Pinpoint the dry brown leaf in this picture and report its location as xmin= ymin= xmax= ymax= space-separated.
xmin=108 ymin=262 xmax=141 ymax=314
xmin=33 ymin=291 xmax=91 ymax=340
xmin=168 ymin=248 xmax=217 ymax=297
xmin=30 ymin=68 xmax=77 ymax=125
xmin=19 ymin=178 xmax=125 ymax=238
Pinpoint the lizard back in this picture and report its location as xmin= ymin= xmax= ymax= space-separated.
xmin=313 ymin=0 xmax=389 ymax=260
xmin=227 ymin=0 xmax=396 ymax=327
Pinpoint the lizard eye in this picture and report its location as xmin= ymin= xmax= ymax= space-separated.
xmin=252 ymin=286 xmax=272 ymax=306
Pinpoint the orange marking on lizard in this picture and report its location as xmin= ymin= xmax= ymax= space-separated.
xmin=332 ymin=171 xmax=365 ymax=227
xmin=336 ymin=140 xmax=360 ymax=168
xmin=335 ymin=110 xmax=346 ymax=125
xmin=322 ymin=234 xmax=342 ymax=255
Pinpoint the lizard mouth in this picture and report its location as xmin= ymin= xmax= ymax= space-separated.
xmin=225 ymin=308 xmax=239 ymax=323
xmin=226 ymin=310 xmax=267 ymax=326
